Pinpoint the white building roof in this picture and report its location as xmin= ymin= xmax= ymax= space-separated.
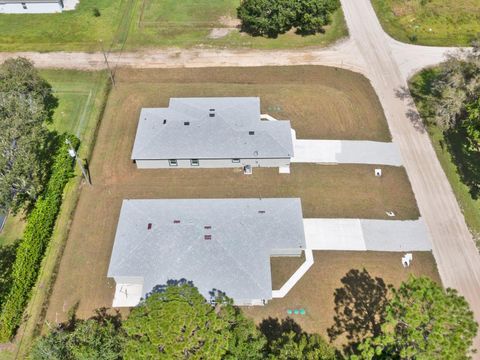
xmin=107 ymin=198 xmax=306 ymax=304
xmin=131 ymin=97 xmax=294 ymax=160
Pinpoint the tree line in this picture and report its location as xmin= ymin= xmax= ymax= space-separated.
xmin=0 ymin=59 xmax=78 ymax=340
xmin=31 ymin=276 xmax=477 ymax=359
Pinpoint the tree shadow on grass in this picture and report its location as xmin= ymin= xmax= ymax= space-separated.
xmin=0 ymin=241 xmax=20 ymax=308
xmin=327 ymin=268 xmax=390 ymax=356
xmin=258 ymin=317 xmax=303 ymax=346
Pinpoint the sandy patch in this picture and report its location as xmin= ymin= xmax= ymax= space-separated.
xmin=208 ymin=28 xmax=234 ymax=39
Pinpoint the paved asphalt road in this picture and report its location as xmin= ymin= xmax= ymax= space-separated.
xmin=1 ymin=0 xmax=479 ymax=351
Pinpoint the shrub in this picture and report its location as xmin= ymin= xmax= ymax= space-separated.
xmin=237 ymin=0 xmax=295 ymax=37
xmin=0 ymin=135 xmax=78 ymax=341
xmin=92 ymin=7 xmax=101 ymax=17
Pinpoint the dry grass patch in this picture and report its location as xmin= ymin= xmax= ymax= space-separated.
xmin=244 ymin=251 xmax=440 ymax=345
xmin=44 ymin=66 xmax=416 ymax=325
xmin=271 ymin=252 xmax=306 ymax=290
xmin=113 ymin=66 xmax=390 ymax=141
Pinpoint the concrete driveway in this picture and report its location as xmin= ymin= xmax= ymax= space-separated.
xmin=303 ymin=218 xmax=431 ymax=251
xmin=292 ymin=139 xmax=402 ymax=166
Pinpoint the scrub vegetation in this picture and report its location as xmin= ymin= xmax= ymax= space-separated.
xmin=409 ymin=45 xmax=480 ymax=243
xmin=371 ymin=0 xmax=480 ymax=46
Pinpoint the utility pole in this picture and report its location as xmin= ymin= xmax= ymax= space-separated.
xmin=100 ymin=39 xmax=116 ymax=87
xmin=65 ymin=138 xmax=91 ymax=186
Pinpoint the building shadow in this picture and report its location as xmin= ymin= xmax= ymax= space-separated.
xmin=327 ymin=268 xmax=390 ymax=355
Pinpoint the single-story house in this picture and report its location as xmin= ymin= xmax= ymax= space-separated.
xmin=131 ymin=97 xmax=294 ymax=171
xmin=107 ymin=198 xmax=306 ymax=307
xmin=0 ymin=0 xmax=77 ymax=13
xmin=0 ymin=0 xmax=63 ymax=13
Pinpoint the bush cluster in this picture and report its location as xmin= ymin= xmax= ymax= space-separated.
xmin=0 ymin=135 xmax=78 ymax=341
xmin=237 ymin=0 xmax=340 ymax=38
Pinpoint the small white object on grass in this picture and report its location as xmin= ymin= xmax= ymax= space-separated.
xmin=386 ymin=211 xmax=396 ymax=217
xmin=402 ymin=253 xmax=413 ymax=267
xmin=375 ymin=168 xmax=382 ymax=177
xmin=279 ymin=165 xmax=290 ymax=174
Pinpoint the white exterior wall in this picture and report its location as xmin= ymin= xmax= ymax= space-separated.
xmin=135 ymin=157 xmax=291 ymax=169
xmin=235 ymin=298 xmax=265 ymax=306
xmin=0 ymin=2 xmax=62 ymax=13
xmin=270 ymin=248 xmax=303 ymax=257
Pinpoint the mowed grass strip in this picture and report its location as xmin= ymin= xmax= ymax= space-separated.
xmin=244 ymin=251 xmax=440 ymax=342
xmin=44 ymin=66 xmax=417 ymax=324
xmin=371 ymin=0 xmax=480 ymax=46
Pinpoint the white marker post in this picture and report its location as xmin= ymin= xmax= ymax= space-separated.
xmin=66 ymin=138 xmax=91 ymax=186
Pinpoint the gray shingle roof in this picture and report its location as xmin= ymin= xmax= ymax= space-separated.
xmin=131 ymin=97 xmax=294 ymax=160
xmin=107 ymin=198 xmax=306 ymax=302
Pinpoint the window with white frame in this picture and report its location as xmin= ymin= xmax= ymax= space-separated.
xmin=191 ymin=159 xmax=199 ymax=166
xmin=168 ymin=159 xmax=178 ymax=166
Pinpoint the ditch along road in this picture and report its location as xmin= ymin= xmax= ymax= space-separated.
xmin=1 ymin=0 xmax=480 ymax=350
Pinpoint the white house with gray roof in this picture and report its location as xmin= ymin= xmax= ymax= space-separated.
xmin=107 ymin=198 xmax=306 ymax=307
xmin=131 ymin=97 xmax=294 ymax=171
xmin=0 ymin=0 xmax=69 ymax=13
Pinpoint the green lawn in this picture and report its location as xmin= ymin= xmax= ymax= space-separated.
xmin=126 ymin=0 xmax=347 ymax=50
xmin=0 ymin=0 xmax=347 ymax=51
xmin=371 ymin=0 xmax=480 ymax=46
xmin=0 ymin=0 xmax=132 ymax=52
xmin=0 ymin=213 xmax=25 ymax=247
xmin=409 ymin=71 xmax=480 ymax=245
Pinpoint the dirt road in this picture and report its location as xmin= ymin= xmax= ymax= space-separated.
xmin=340 ymin=0 xmax=480 ymax=351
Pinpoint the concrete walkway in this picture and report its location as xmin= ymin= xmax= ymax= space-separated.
xmin=272 ymin=249 xmax=314 ymax=299
xmin=292 ymin=139 xmax=402 ymax=166
xmin=303 ymin=218 xmax=432 ymax=251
